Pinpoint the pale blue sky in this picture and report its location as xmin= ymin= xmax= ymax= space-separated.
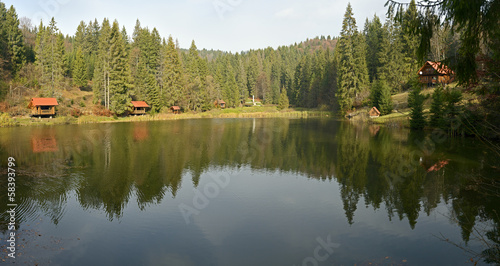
xmin=2 ymin=0 xmax=388 ymax=52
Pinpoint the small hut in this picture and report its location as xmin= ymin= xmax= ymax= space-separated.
xmin=28 ymin=98 xmax=58 ymax=117
xmin=418 ymin=61 xmax=455 ymax=86
xmin=170 ymin=106 xmax=181 ymax=114
xmin=214 ymin=100 xmax=226 ymax=109
xmin=369 ymin=107 xmax=381 ymax=118
xmin=131 ymin=101 xmax=150 ymax=115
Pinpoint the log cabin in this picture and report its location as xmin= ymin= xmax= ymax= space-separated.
xmin=28 ymin=98 xmax=58 ymax=117
xmin=369 ymin=106 xmax=381 ymax=118
xmin=214 ymin=100 xmax=226 ymax=109
xmin=170 ymin=106 xmax=181 ymax=114
xmin=418 ymin=61 xmax=455 ymax=86
xmin=131 ymin=101 xmax=150 ymax=115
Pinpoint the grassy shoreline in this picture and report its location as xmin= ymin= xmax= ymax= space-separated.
xmin=0 ymin=107 xmax=336 ymax=128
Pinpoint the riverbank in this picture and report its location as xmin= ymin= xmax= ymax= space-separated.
xmin=0 ymin=106 xmax=335 ymax=128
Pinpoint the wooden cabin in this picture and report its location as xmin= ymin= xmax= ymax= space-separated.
xmin=369 ymin=106 xmax=381 ymax=118
xmin=170 ymin=106 xmax=181 ymax=114
xmin=418 ymin=61 xmax=455 ymax=86
xmin=131 ymin=101 xmax=150 ymax=115
xmin=214 ymin=100 xmax=226 ymax=109
xmin=28 ymin=98 xmax=58 ymax=117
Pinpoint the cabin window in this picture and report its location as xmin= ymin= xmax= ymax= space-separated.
xmin=41 ymin=106 xmax=51 ymax=110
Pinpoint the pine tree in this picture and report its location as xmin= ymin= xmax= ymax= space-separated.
xmin=108 ymin=20 xmax=132 ymax=115
xmin=278 ymin=86 xmax=289 ymax=110
xmin=377 ymin=80 xmax=393 ymax=115
xmin=429 ymin=86 xmax=445 ymax=128
xmin=236 ymin=57 xmax=248 ymax=103
xmin=409 ymin=83 xmax=426 ymax=130
xmin=335 ymin=3 xmax=369 ymax=113
xmin=223 ymin=63 xmax=239 ymax=107
xmin=73 ymin=47 xmax=87 ymax=88
xmin=35 ymin=18 xmax=65 ymax=95
xmin=364 ymin=15 xmax=383 ymax=82
xmin=146 ymin=73 xmax=161 ymax=113
xmin=161 ymin=36 xmax=185 ymax=107
xmin=4 ymin=5 xmax=25 ymax=78
xmin=93 ymin=19 xmax=111 ymax=106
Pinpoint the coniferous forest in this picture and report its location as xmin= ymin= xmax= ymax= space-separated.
xmin=0 ymin=0 xmax=498 ymax=126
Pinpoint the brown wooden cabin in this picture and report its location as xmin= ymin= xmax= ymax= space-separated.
xmin=214 ymin=100 xmax=226 ymax=109
xmin=170 ymin=106 xmax=181 ymax=114
xmin=418 ymin=61 xmax=455 ymax=87
xmin=131 ymin=101 xmax=150 ymax=115
xmin=28 ymin=98 xmax=58 ymax=117
xmin=369 ymin=106 xmax=381 ymax=118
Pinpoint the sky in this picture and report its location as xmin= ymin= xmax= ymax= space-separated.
xmin=2 ymin=0 xmax=389 ymax=52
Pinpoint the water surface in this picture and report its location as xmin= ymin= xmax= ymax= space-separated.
xmin=0 ymin=118 xmax=498 ymax=265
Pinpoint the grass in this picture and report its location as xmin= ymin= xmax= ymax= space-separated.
xmin=1 ymin=106 xmax=336 ymax=128
xmin=370 ymin=111 xmax=410 ymax=127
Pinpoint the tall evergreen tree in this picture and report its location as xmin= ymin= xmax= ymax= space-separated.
xmin=278 ymin=86 xmax=289 ymax=110
xmin=73 ymin=47 xmax=87 ymax=88
xmin=108 ymin=20 xmax=132 ymax=115
xmin=409 ymin=83 xmax=426 ymax=130
xmin=4 ymin=5 xmax=25 ymax=78
xmin=161 ymin=36 xmax=184 ymax=107
xmin=93 ymin=18 xmax=112 ymax=106
xmin=146 ymin=72 xmax=161 ymax=113
xmin=429 ymin=86 xmax=445 ymax=128
xmin=35 ymin=18 xmax=65 ymax=95
xmin=335 ymin=3 xmax=369 ymax=113
xmin=364 ymin=15 xmax=383 ymax=82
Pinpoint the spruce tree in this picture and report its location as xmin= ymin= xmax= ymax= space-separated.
xmin=364 ymin=15 xmax=383 ymax=82
xmin=4 ymin=5 xmax=25 ymax=78
xmin=108 ymin=20 xmax=132 ymax=115
xmin=146 ymin=73 xmax=161 ymax=113
xmin=278 ymin=86 xmax=289 ymax=110
xmin=161 ymin=36 xmax=184 ymax=107
xmin=335 ymin=3 xmax=369 ymax=113
xmin=377 ymin=80 xmax=393 ymax=115
xmin=409 ymin=84 xmax=426 ymax=130
xmin=73 ymin=48 xmax=87 ymax=88
xmin=93 ymin=19 xmax=111 ymax=106
xmin=429 ymin=86 xmax=445 ymax=128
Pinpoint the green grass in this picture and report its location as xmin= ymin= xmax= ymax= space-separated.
xmin=1 ymin=106 xmax=336 ymax=128
xmin=371 ymin=111 xmax=410 ymax=126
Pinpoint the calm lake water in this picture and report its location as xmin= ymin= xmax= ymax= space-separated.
xmin=0 ymin=118 xmax=498 ymax=265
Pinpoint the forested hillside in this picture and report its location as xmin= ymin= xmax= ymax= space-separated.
xmin=0 ymin=0 xmax=497 ymax=118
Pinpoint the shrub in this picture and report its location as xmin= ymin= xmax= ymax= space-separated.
xmin=0 ymin=113 xmax=16 ymax=127
xmin=71 ymin=108 xmax=82 ymax=117
xmin=92 ymin=105 xmax=112 ymax=117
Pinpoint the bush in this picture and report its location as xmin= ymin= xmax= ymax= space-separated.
xmin=0 ymin=113 xmax=16 ymax=127
xmin=92 ymin=105 xmax=112 ymax=117
xmin=70 ymin=108 xmax=82 ymax=117
xmin=79 ymin=101 xmax=86 ymax=107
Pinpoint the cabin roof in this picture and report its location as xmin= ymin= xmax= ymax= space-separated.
xmin=217 ymin=100 xmax=226 ymax=104
xmin=370 ymin=106 xmax=381 ymax=115
xmin=131 ymin=101 xmax=150 ymax=108
xmin=30 ymin=98 xmax=58 ymax=107
xmin=418 ymin=61 xmax=455 ymax=75
xmin=171 ymin=106 xmax=181 ymax=110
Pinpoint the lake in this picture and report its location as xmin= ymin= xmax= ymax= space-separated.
xmin=0 ymin=118 xmax=498 ymax=265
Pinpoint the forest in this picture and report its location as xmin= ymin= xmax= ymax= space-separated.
xmin=0 ymin=0 xmax=498 ymax=129
xmin=0 ymin=1 xmax=471 ymax=114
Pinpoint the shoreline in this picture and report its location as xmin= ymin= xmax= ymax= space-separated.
xmin=0 ymin=108 xmax=337 ymax=128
